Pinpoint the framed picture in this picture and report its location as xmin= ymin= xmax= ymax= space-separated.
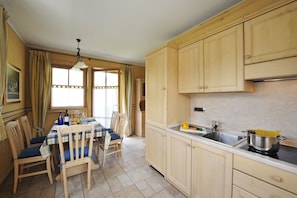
xmin=6 ymin=63 xmax=21 ymax=103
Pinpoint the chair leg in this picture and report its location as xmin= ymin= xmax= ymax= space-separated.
xmin=51 ymin=155 xmax=55 ymax=172
xmin=46 ymin=157 xmax=53 ymax=184
xmin=13 ymin=163 xmax=19 ymax=193
xmin=102 ymin=149 xmax=107 ymax=168
xmin=87 ymin=161 xmax=91 ymax=190
xmin=62 ymin=167 xmax=68 ymax=198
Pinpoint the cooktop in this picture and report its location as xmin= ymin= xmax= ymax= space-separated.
xmin=240 ymin=144 xmax=297 ymax=166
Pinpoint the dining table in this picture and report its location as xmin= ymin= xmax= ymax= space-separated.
xmin=39 ymin=117 xmax=110 ymax=181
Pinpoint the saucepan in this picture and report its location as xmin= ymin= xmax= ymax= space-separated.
xmin=246 ymin=130 xmax=286 ymax=153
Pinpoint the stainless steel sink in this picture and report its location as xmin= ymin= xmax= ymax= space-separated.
xmin=202 ymin=131 xmax=246 ymax=146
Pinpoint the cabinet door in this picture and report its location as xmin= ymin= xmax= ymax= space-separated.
xmin=191 ymin=141 xmax=233 ymax=198
xmin=204 ymin=24 xmax=246 ymax=92
xmin=178 ymin=41 xmax=204 ymax=93
xmin=145 ymin=49 xmax=166 ymax=128
xmin=244 ymin=1 xmax=297 ymax=64
xmin=233 ymin=185 xmax=257 ymax=198
xmin=145 ymin=124 xmax=166 ymax=175
xmin=166 ymin=133 xmax=191 ymax=196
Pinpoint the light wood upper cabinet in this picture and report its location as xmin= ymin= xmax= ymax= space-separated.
xmin=145 ymin=46 xmax=189 ymax=129
xmin=204 ymin=24 xmax=252 ymax=92
xmin=145 ymin=124 xmax=166 ymax=175
xmin=191 ymin=141 xmax=233 ymax=198
xmin=178 ymin=24 xmax=253 ymax=93
xmin=244 ymin=1 xmax=297 ymax=64
xmin=178 ymin=41 xmax=204 ymax=93
xmin=166 ymin=133 xmax=191 ymax=196
xmin=244 ymin=1 xmax=297 ymax=80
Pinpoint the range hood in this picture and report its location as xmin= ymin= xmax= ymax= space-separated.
xmin=245 ymin=57 xmax=297 ymax=81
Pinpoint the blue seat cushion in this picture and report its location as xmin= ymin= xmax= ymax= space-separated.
xmin=61 ymin=147 xmax=90 ymax=161
xmin=106 ymin=128 xmax=113 ymax=132
xmin=30 ymin=136 xmax=46 ymax=144
xmin=110 ymin=133 xmax=121 ymax=141
xmin=18 ymin=146 xmax=41 ymax=159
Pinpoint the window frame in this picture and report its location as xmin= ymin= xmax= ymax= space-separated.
xmin=50 ymin=65 xmax=87 ymax=109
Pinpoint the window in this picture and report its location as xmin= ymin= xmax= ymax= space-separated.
xmin=93 ymin=70 xmax=119 ymax=127
xmin=51 ymin=68 xmax=84 ymax=107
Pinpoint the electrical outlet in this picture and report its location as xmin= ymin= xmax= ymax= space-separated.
xmin=194 ymin=107 xmax=205 ymax=112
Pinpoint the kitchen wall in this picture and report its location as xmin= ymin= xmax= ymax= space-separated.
xmin=190 ymin=80 xmax=297 ymax=139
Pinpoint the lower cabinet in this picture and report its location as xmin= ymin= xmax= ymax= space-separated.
xmin=145 ymin=124 xmax=166 ymax=175
xmin=233 ymin=155 xmax=297 ymax=198
xmin=191 ymin=141 xmax=233 ymax=198
xmin=166 ymin=132 xmax=192 ymax=196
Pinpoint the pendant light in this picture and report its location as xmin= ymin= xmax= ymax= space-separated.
xmin=71 ymin=38 xmax=88 ymax=70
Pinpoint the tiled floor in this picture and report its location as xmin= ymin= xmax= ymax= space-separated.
xmin=0 ymin=136 xmax=186 ymax=198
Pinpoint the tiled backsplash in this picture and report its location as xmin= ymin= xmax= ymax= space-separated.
xmin=190 ymin=80 xmax=297 ymax=139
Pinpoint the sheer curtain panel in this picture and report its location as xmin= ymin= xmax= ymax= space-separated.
xmin=120 ymin=65 xmax=133 ymax=136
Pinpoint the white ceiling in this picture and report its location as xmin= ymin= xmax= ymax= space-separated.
xmin=1 ymin=0 xmax=242 ymax=66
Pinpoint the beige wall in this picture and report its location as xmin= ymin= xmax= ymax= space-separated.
xmin=190 ymin=80 xmax=297 ymax=139
xmin=0 ymin=25 xmax=27 ymax=184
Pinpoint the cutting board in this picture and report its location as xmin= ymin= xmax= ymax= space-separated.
xmin=280 ymin=138 xmax=297 ymax=148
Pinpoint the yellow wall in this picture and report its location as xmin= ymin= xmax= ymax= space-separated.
xmin=0 ymin=25 xmax=27 ymax=184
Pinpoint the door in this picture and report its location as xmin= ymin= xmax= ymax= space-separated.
xmin=93 ymin=70 xmax=119 ymax=127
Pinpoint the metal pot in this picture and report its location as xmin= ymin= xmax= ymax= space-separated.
xmin=247 ymin=130 xmax=284 ymax=153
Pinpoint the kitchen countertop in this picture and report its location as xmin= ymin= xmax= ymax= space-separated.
xmin=166 ymin=125 xmax=297 ymax=175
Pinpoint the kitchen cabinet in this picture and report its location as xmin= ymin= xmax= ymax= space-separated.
xmin=233 ymin=154 xmax=297 ymax=197
xmin=204 ymin=24 xmax=252 ymax=92
xmin=178 ymin=41 xmax=204 ymax=93
xmin=145 ymin=46 xmax=189 ymax=129
xmin=191 ymin=140 xmax=233 ymax=198
xmin=135 ymin=78 xmax=145 ymax=137
xmin=166 ymin=132 xmax=191 ymax=196
xmin=145 ymin=124 xmax=166 ymax=175
xmin=244 ymin=1 xmax=297 ymax=80
xmin=178 ymin=24 xmax=253 ymax=93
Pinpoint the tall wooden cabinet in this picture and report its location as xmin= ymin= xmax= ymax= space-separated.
xmin=145 ymin=46 xmax=189 ymax=174
xmin=135 ymin=78 xmax=145 ymax=137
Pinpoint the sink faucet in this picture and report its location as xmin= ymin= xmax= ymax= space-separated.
xmin=212 ymin=121 xmax=219 ymax=132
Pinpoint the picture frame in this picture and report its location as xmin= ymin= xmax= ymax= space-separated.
xmin=6 ymin=63 xmax=21 ymax=103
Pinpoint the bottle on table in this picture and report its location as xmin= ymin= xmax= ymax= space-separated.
xmin=64 ymin=109 xmax=69 ymax=125
xmin=58 ymin=112 xmax=64 ymax=125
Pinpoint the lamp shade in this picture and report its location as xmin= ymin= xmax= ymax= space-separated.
xmin=71 ymin=60 xmax=88 ymax=70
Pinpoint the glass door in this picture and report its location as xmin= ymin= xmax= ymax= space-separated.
xmin=93 ymin=70 xmax=119 ymax=127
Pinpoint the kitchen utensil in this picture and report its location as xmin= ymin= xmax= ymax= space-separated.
xmin=247 ymin=130 xmax=285 ymax=153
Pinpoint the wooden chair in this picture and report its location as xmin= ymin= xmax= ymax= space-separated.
xmin=6 ymin=120 xmax=53 ymax=193
xmin=109 ymin=111 xmax=120 ymax=132
xmin=100 ymin=113 xmax=128 ymax=167
xmin=57 ymin=124 xmax=95 ymax=198
xmin=20 ymin=115 xmax=46 ymax=147
xmin=95 ymin=111 xmax=119 ymax=156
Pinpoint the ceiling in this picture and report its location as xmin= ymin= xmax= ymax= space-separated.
xmin=1 ymin=0 xmax=242 ymax=66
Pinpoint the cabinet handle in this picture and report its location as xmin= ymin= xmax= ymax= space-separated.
xmin=245 ymin=55 xmax=251 ymax=59
xmin=205 ymin=86 xmax=208 ymax=89
xmin=270 ymin=176 xmax=283 ymax=183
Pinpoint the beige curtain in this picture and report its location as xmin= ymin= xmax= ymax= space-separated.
xmin=29 ymin=50 xmax=52 ymax=137
xmin=0 ymin=6 xmax=8 ymax=141
xmin=120 ymin=64 xmax=133 ymax=136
